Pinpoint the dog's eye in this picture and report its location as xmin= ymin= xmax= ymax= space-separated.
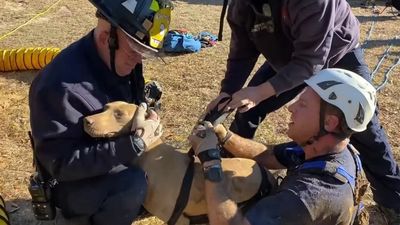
xmin=114 ymin=110 xmax=125 ymax=118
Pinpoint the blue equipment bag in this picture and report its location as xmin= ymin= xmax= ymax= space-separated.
xmin=163 ymin=30 xmax=201 ymax=53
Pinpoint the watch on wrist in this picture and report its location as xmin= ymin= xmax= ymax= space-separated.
xmin=130 ymin=135 xmax=145 ymax=156
xmin=203 ymin=163 xmax=223 ymax=182
xmin=198 ymin=148 xmax=221 ymax=164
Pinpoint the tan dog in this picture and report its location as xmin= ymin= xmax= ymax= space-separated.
xmin=84 ymin=101 xmax=273 ymax=225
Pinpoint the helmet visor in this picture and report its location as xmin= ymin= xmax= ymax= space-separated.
xmin=122 ymin=29 xmax=159 ymax=58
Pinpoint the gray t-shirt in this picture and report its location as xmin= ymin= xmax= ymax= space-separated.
xmin=246 ymin=144 xmax=356 ymax=225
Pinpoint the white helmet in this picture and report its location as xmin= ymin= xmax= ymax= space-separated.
xmin=305 ymin=68 xmax=377 ymax=132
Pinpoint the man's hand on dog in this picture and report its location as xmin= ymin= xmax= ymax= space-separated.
xmin=131 ymin=103 xmax=163 ymax=147
xmin=188 ymin=121 xmax=219 ymax=156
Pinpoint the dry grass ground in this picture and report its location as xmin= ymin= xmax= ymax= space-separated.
xmin=0 ymin=0 xmax=399 ymax=224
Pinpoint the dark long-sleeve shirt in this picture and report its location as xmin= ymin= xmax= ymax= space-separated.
xmin=221 ymin=0 xmax=360 ymax=95
xmin=29 ymin=31 xmax=145 ymax=182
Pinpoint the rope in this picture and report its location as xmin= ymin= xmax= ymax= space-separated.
xmin=376 ymin=55 xmax=400 ymax=92
xmin=370 ymin=36 xmax=399 ymax=92
xmin=370 ymin=44 xmax=393 ymax=79
xmin=361 ymin=14 xmax=377 ymax=51
xmin=0 ymin=0 xmax=63 ymax=42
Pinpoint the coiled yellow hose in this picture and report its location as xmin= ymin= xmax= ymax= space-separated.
xmin=0 ymin=47 xmax=61 ymax=72
xmin=0 ymin=195 xmax=9 ymax=225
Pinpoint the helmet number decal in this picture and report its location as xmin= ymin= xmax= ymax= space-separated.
xmin=122 ymin=0 xmax=138 ymax=14
xmin=149 ymin=8 xmax=171 ymax=48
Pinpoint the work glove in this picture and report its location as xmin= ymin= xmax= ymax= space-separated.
xmin=131 ymin=103 xmax=163 ymax=147
xmin=188 ymin=121 xmax=219 ymax=156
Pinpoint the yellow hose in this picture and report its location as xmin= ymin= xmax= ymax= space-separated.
xmin=0 ymin=48 xmax=155 ymax=81
xmin=0 ymin=195 xmax=9 ymax=225
xmin=0 ymin=47 xmax=60 ymax=72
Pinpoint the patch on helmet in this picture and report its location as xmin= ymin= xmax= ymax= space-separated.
xmin=317 ymin=81 xmax=342 ymax=90
xmin=328 ymin=92 xmax=337 ymax=100
xmin=354 ymin=103 xmax=365 ymax=125
xmin=122 ymin=0 xmax=138 ymax=14
xmin=150 ymin=0 xmax=160 ymax=11
xmin=149 ymin=7 xmax=171 ymax=48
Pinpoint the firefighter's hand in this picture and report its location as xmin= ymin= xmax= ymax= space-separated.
xmin=188 ymin=121 xmax=219 ymax=156
xmin=227 ymin=83 xmax=275 ymax=113
xmin=131 ymin=103 xmax=162 ymax=147
xmin=205 ymin=92 xmax=231 ymax=115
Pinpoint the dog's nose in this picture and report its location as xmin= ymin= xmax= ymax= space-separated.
xmin=84 ymin=117 xmax=94 ymax=126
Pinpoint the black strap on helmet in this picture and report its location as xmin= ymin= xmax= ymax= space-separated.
xmin=108 ymin=25 xmax=119 ymax=74
xmin=320 ymin=100 xmax=353 ymax=140
xmin=303 ymin=99 xmax=328 ymax=146
xmin=218 ymin=0 xmax=229 ymax=41
xmin=303 ymin=100 xmax=349 ymax=146
xmin=316 ymin=100 xmax=329 ymax=138
xmin=130 ymin=63 xmax=146 ymax=104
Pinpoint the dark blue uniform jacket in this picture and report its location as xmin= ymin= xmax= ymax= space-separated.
xmin=29 ymin=31 xmax=145 ymax=182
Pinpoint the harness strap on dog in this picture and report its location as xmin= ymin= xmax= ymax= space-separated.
xmin=203 ymin=96 xmax=233 ymax=126
xmin=167 ymin=149 xmax=195 ymax=225
xmin=186 ymin=213 xmax=209 ymax=225
xmin=173 ymin=96 xmax=233 ymax=225
xmin=173 ymin=96 xmax=235 ymax=224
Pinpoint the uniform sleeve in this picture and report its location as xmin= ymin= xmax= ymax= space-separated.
xmin=221 ymin=0 xmax=260 ymax=94
xmin=245 ymin=191 xmax=313 ymax=225
xmin=29 ymin=82 xmax=145 ymax=182
xmin=269 ymin=0 xmax=337 ymax=94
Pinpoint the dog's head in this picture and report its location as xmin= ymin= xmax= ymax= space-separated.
xmin=84 ymin=101 xmax=138 ymax=138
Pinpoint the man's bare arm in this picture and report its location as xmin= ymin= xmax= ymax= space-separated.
xmin=215 ymin=125 xmax=285 ymax=169
xmin=205 ymin=173 xmax=251 ymax=225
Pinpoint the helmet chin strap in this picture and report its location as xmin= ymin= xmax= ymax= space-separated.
xmin=302 ymin=100 xmax=348 ymax=147
xmin=106 ymin=25 xmax=146 ymax=104
xmin=108 ymin=25 xmax=119 ymax=74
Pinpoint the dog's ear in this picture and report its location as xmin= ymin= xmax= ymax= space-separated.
xmin=123 ymin=103 xmax=138 ymax=118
